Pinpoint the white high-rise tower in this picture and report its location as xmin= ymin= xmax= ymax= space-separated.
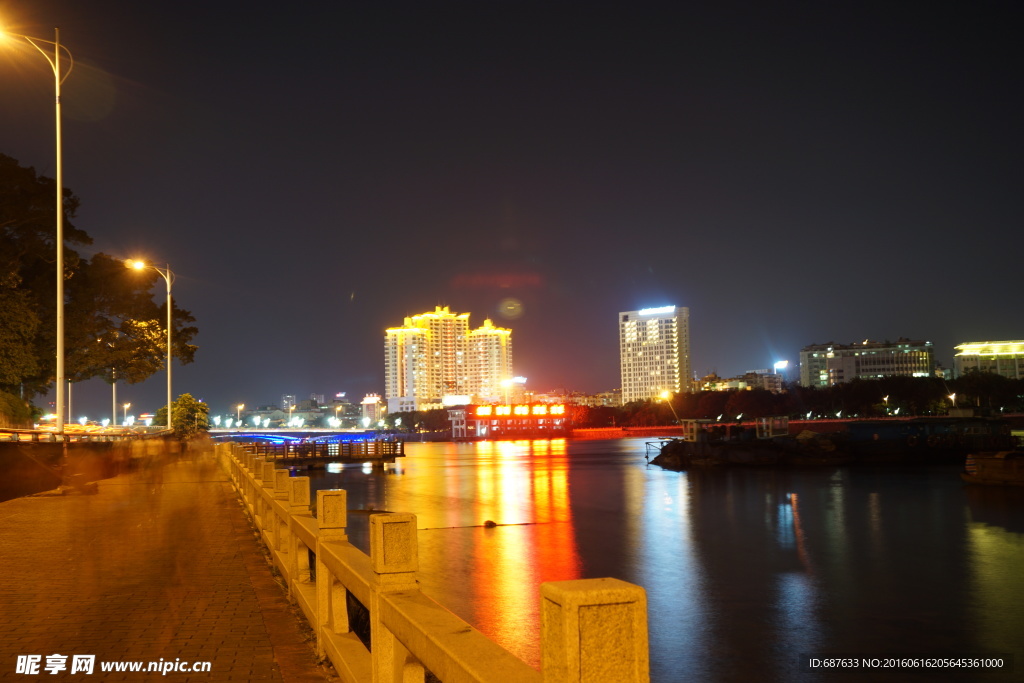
xmin=619 ymin=306 xmax=691 ymax=404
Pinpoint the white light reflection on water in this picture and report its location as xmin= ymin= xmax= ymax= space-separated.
xmin=625 ymin=465 xmax=709 ymax=678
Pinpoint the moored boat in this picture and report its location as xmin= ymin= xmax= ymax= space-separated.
xmin=648 ymin=417 xmax=851 ymax=469
xmin=961 ymin=451 xmax=1024 ymax=486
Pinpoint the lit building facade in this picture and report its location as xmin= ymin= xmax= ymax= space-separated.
xmin=467 ymin=318 xmax=513 ymax=402
xmin=799 ymin=338 xmax=935 ymax=387
xmin=954 ymin=341 xmax=1024 ymax=379
xmin=385 ymin=306 xmax=513 ymax=412
xmin=448 ymin=403 xmax=570 ymax=440
xmin=361 ymin=394 xmax=384 ymax=426
xmin=619 ymin=306 xmax=691 ymax=404
xmin=697 ymin=370 xmax=785 ymax=393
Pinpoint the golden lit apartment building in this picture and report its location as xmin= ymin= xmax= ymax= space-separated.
xmin=619 ymin=306 xmax=691 ymax=404
xmin=385 ymin=306 xmax=513 ymax=412
xmin=954 ymin=341 xmax=1024 ymax=379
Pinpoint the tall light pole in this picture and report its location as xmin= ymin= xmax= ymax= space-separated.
xmin=659 ymin=390 xmax=681 ymax=424
xmin=122 ymin=402 xmax=131 ymax=425
xmin=237 ymin=404 xmax=244 ymax=423
xmin=126 ymin=260 xmax=174 ymax=430
xmin=1 ymin=28 xmax=74 ymax=435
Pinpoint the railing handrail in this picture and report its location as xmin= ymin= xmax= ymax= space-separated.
xmin=218 ymin=442 xmax=650 ymax=683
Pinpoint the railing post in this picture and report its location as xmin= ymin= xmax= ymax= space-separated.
xmin=369 ymin=513 xmax=420 ymax=683
xmin=289 ymin=476 xmax=311 ymax=512
xmin=273 ymin=469 xmax=290 ymax=501
xmin=282 ymin=476 xmax=311 ymax=592
xmin=541 ymin=578 xmax=649 ymax=683
xmin=257 ymin=462 xmax=276 ymax=537
xmin=316 ymin=489 xmax=349 ymax=658
xmin=261 ymin=461 xmax=276 ymax=488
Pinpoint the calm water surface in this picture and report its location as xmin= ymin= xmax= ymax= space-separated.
xmin=307 ymin=438 xmax=1024 ymax=682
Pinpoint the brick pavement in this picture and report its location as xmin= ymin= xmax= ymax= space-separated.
xmin=0 ymin=450 xmax=334 ymax=682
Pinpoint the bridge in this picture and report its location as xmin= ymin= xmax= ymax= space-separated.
xmin=208 ymin=428 xmax=390 ymax=442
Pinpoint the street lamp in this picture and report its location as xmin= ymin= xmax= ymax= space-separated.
xmin=1 ymin=27 xmax=73 ymax=435
xmin=237 ymin=404 xmax=244 ymax=422
xmin=122 ymin=402 xmax=131 ymax=425
xmin=659 ymin=390 xmax=681 ymax=424
xmin=126 ymin=260 xmax=174 ymax=430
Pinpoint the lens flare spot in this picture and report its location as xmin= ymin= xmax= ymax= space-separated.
xmin=498 ymin=298 xmax=524 ymax=320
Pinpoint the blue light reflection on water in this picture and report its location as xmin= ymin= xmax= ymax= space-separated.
xmin=304 ymin=438 xmax=1024 ymax=682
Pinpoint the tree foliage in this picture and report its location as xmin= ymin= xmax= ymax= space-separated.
xmin=0 ymin=278 xmax=39 ymax=386
xmin=577 ymin=373 xmax=1024 ymax=428
xmin=0 ymin=153 xmax=198 ymax=400
xmin=155 ymin=393 xmax=210 ymax=441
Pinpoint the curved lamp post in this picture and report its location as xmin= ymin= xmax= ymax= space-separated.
xmin=1 ymin=28 xmax=73 ymax=434
xmin=126 ymin=260 xmax=174 ymax=430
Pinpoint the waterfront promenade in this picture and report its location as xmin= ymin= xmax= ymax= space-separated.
xmin=0 ymin=451 xmax=332 ymax=681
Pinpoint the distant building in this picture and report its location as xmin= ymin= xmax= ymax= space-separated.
xmin=448 ymin=403 xmax=571 ymax=440
xmin=281 ymin=394 xmax=296 ymax=410
xmin=619 ymin=306 xmax=691 ymax=404
xmin=799 ymin=339 xmax=935 ymax=387
xmin=384 ymin=306 xmax=513 ymax=412
xmin=361 ymin=394 xmax=385 ymax=426
xmin=954 ymin=341 xmax=1024 ymax=379
xmin=566 ymin=389 xmax=622 ymax=407
xmin=698 ymin=370 xmax=784 ymax=393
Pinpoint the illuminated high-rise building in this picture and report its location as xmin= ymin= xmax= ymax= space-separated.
xmin=467 ymin=318 xmax=513 ymax=402
xmin=385 ymin=306 xmax=513 ymax=412
xmin=954 ymin=340 xmax=1024 ymax=379
xmin=798 ymin=338 xmax=935 ymax=387
xmin=619 ymin=306 xmax=691 ymax=404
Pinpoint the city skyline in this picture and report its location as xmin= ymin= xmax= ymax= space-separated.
xmin=2 ymin=1 xmax=1020 ymax=419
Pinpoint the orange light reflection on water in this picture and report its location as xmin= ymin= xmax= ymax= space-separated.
xmin=465 ymin=439 xmax=580 ymax=666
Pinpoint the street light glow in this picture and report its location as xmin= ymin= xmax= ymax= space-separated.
xmin=127 ymin=259 xmax=175 ymax=430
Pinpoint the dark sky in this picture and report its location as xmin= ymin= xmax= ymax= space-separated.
xmin=2 ymin=1 xmax=1021 ymax=420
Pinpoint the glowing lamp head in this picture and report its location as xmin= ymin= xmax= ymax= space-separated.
xmin=126 ymin=259 xmax=147 ymax=271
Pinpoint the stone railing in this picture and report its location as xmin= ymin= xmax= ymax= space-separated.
xmin=217 ymin=443 xmax=650 ymax=683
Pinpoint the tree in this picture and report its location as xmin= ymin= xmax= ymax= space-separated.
xmin=155 ymin=393 xmax=210 ymax=441
xmin=952 ymin=371 xmax=1016 ymax=410
xmin=723 ymin=388 xmax=780 ymax=418
xmin=0 ymin=154 xmax=198 ymax=399
xmin=0 ymin=275 xmax=39 ymax=388
xmin=64 ymin=253 xmax=198 ymax=386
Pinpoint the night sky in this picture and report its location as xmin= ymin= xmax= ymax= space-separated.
xmin=2 ymin=1 xmax=1021 ymax=420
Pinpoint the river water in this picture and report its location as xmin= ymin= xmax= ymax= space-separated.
xmin=305 ymin=438 xmax=1024 ymax=682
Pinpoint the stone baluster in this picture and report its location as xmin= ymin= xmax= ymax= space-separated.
xmin=316 ymin=489 xmax=348 ymax=658
xmin=369 ymin=513 xmax=423 ymax=683
xmin=285 ymin=477 xmax=312 ymax=588
xmin=541 ymin=578 xmax=649 ymax=683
